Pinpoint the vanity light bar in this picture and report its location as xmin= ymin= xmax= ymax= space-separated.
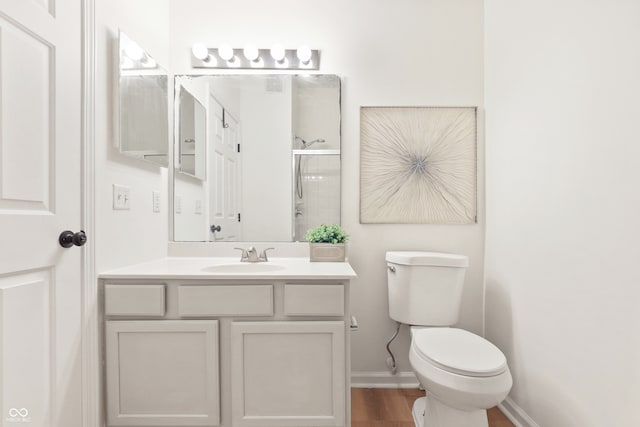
xmin=191 ymin=44 xmax=320 ymax=70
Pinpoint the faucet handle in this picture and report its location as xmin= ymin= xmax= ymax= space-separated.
xmin=234 ymin=247 xmax=248 ymax=261
xmin=260 ymin=247 xmax=275 ymax=261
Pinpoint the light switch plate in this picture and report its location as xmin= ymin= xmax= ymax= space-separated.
xmin=152 ymin=191 xmax=160 ymax=213
xmin=195 ymin=199 xmax=202 ymax=214
xmin=113 ymin=184 xmax=130 ymax=210
xmin=175 ymin=196 xmax=182 ymax=214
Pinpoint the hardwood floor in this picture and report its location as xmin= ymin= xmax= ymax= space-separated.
xmin=351 ymin=388 xmax=514 ymax=427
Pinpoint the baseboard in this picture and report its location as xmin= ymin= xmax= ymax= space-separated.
xmin=351 ymin=371 xmax=420 ymax=388
xmin=499 ymin=397 xmax=540 ymax=427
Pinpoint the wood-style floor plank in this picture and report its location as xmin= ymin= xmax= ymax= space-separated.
xmin=352 ymin=422 xmax=416 ymax=427
xmin=487 ymin=406 xmax=515 ymax=427
xmin=351 ymin=388 xmax=514 ymax=427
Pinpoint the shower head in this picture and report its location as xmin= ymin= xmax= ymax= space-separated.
xmin=295 ymin=136 xmax=326 ymax=149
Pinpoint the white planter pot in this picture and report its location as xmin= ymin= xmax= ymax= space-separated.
xmin=309 ymin=243 xmax=346 ymax=262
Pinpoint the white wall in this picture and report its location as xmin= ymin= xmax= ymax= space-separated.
xmin=95 ymin=0 xmax=170 ymax=271
xmin=485 ymin=1 xmax=640 ymax=426
xmin=174 ymin=173 xmax=208 ymax=241
xmin=169 ymin=0 xmax=484 ymax=377
xmin=294 ymin=77 xmax=341 ymax=150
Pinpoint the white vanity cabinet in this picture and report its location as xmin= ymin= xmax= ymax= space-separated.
xmin=99 ymin=259 xmax=355 ymax=427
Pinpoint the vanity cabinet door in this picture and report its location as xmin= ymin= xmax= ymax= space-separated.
xmin=105 ymin=320 xmax=220 ymax=426
xmin=231 ymin=321 xmax=345 ymax=427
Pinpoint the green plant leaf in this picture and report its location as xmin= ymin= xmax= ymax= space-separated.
xmin=305 ymin=224 xmax=348 ymax=244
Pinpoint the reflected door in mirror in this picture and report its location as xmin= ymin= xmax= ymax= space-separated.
xmin=209 ymin=98 xmax=240 ymax=241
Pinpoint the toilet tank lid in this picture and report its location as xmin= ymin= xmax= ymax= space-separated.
xmin=385 ymin=251 xmax=469 ymax=267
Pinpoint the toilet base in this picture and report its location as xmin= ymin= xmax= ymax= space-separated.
xmin=412 ymin=395 xmax=489 ymax=427
xmin=412 ymin=397 xmax=426 ymax=427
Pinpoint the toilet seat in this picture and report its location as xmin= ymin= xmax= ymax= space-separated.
xmin=412 ymin=328 xmax=507 ymax=377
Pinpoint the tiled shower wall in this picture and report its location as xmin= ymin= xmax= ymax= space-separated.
xmin=295 ymin=154 xmax=341 ymax=240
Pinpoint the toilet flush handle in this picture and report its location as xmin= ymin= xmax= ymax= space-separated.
xmin=387 ymin=264 xmax=396 ymax=273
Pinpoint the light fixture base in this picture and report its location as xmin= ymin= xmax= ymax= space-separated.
xmin=191 ymin=47 xmax=320 ymax=70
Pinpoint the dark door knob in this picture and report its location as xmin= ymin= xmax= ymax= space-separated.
xmin=59 ymin=230 xmax=87 ymax=248
xmin=210 ymin=225 xmax=221 ymax=232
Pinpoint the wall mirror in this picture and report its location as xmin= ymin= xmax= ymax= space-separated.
xmin=117 ymin=31 xmax=169 ymax=167
xmin=173 ymin=74 xmax=341 ymax=242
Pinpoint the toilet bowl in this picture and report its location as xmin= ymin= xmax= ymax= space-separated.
xmin=386 ymin=251 xmax=512 ymax=427
xmin=409 ymin=327 xmax=512 ymax=427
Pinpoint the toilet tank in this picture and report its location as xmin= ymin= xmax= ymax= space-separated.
xmin=386 ymin=251 xmax=469 ymax=326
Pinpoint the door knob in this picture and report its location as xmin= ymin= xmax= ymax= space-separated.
xmin=210 ymin=225 xmax=221 ymax=232
xmin=59 ymin=230 xmax=87 ymax=248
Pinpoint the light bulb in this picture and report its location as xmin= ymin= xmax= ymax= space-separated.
xmin=141 ymin=56 xmax=157 ymax=68
xmin=191 ymin=43 xmax=209 ymax=60
xmin=218 ymin=44 xmax=234 ymax=61
xmin=243 ymin=44 xmax=259 ymax=62
xmin=296 ymin=46 xmax=312 ymax=64
xmin=270 ymin=44 xmax=286 ymax=62
xmin=124 ymin=42 xmax=144 ymax=61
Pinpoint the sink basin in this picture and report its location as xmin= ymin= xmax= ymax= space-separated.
xmin=202 ymin=263 xmax=286 ymax=273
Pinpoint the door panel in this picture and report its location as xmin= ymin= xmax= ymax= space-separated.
xmin=0 ymin=13 xmax=52 ymax=210
xmin=29 ymin=0 xmax=54 ymax=15
xmin=105 ymin=320 xmax=220 ymax=426
xmin=0 ymin=0 xmax=83 ymax=426
xmin=231 ymin=321 xmax=345 ymax=427
xmin=0 ymin=270 xmax=52 ymax=426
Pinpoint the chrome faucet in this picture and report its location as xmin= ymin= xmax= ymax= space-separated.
xmin=234 ymin=246 xmax=274 ymax=262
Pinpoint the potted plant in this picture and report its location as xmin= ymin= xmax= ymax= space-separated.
xmin=306 ymin=224 xmax=349 ymax=262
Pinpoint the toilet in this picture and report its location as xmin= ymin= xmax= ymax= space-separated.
xmin=386 ymin=251 xmax=512 ymax=427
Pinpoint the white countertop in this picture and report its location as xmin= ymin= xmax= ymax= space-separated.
xmin=98 ymin=257 xmax=357 ymax=280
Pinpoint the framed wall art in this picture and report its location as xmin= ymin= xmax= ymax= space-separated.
xmin=360 ymin=107 xmax=477 ymax=224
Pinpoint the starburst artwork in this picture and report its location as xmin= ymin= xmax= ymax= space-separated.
xmin=360 ymin=107 xmax=477 ymax=224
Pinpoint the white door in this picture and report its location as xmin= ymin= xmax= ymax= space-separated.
xmin=208 ymin=95 xmax=240 ymax=241
xmin=0 ymin=1 xmax=84 ymax=426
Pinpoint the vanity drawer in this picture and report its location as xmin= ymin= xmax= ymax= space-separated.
xmin=104 ymin=284 xmax=166 ymax=317
xmin=284 ymin=284 xmax=344 ymax=316
xmin=178 ymin=284 xmax=274 ymax=317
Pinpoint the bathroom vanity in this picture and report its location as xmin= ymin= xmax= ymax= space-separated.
xmin=98 ymin=257 xmax=356 ymax=427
